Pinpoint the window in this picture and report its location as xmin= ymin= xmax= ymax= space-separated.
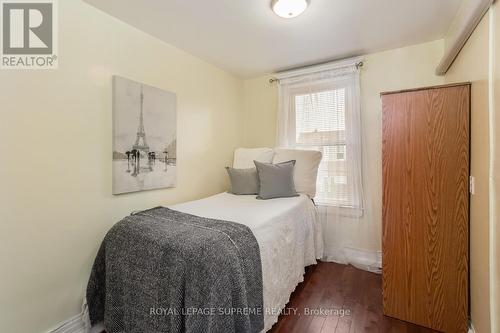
xmin=276 ymin=61 xmax=364 ymax=212
xmin=293 ymin=87 xmax=352 ymax=206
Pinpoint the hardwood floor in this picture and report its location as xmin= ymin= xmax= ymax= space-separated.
xmin=268 ymin=262 xmax=441 ymax=333
xmin=101 ymin=262 xmax=441 ymax=333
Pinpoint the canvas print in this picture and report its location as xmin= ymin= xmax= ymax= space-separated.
xmin=112 ymin=76 xmax=177 ymax=194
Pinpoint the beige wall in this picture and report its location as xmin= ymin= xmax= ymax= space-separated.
xmin=243 ymin=40 xmax=444 ymax=254
xmin=0 ymin=1 xmax=244 ymax=332
xmin=243 ymin=76 xmax=278 ymax=147
xmin=492 ymin=4 xmax=500 ymax=333
xmin=444 ymin=13 xmax=491 ymax=333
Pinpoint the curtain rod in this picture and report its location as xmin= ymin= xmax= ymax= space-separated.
xmin=269 ymin=61 xmax=364 ymax=84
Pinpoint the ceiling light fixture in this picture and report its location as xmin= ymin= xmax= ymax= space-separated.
xmin=272 ymin=0 xmax=308 ymax=19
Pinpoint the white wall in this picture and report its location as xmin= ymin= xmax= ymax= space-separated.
xmin=243 ymin=40 xmax=445 ymax=255
xmin=0 ymin=1 xmax=244 ymax=332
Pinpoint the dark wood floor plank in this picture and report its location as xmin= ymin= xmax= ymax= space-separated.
xmin=269 ymin=262 xmax=440 ymax=333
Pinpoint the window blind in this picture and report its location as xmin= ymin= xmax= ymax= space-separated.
xmin=294 ymin=87 xmax=354 ymax=207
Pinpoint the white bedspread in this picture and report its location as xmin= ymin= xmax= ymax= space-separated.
xmin=171 ymin=192 xmax=324 ymax=331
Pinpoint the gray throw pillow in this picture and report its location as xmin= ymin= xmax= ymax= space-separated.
xmin=254 ymin=160 xmax=299 ymax=200
xmin=226 ymin=167 xmax=260 ymax=195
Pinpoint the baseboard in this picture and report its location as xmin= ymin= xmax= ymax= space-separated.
xmin=47 ymin=313 xmax=86 ymax=333
xmin=344 ymin=247 xmax=382 ymax=273
xmin=47 ymin=311 xmax=104 ymax=333
xmin=468 ymin=321 xmax=476 ymax=333
xmin=322 ymin=247 xmax=382 ymax=273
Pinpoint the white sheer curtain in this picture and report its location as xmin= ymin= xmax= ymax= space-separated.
xmin=276 ymin=61 xmax=377 ymax=272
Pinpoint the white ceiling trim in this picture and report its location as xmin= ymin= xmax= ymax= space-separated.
xmin=436 ymin=0 xmax=493 ymax=75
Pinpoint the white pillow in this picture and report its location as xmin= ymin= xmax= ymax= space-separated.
xmin=273 ymin=148 xmax=322 ymax=198
xmin=233 ymin=148 xmax=274 ymax=169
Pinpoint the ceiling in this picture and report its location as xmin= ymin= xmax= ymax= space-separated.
xmin=84 ymin=0 xmax=463 ymax=78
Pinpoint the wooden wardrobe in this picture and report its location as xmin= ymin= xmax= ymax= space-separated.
xmin=381 ymin=83 xmax=470 ymax=333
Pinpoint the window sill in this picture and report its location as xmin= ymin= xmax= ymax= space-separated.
xmin=313 ymin=202 xmax=364 ymax=218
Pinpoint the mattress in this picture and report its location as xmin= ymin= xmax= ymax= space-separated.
xmin=171 ymin=192 xmax=324 ymax=331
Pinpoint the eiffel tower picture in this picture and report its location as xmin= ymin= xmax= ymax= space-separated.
xmin=112 ymin=76 xmax=177 ymax=195
xmin=132 ymin=85 xmax=150 ymax=156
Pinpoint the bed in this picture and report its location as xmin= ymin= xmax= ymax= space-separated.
xmin=171 ymin=192 xmax=324 ymax=331
xmin=86 ymin=147 xmax=324 ymax=333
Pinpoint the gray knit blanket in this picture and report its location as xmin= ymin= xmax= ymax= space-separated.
xmin=86 ymin=207 xmax=264 ymax=333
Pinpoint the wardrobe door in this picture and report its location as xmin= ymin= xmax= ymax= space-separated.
xmin=382 ymin=84 xmax=470 ymax=333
